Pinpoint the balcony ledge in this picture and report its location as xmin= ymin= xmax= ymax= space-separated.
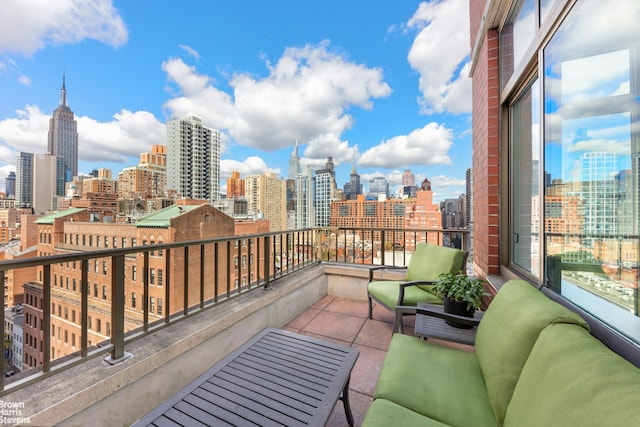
xmin=5 ymin=264 xmax=331 ymax=427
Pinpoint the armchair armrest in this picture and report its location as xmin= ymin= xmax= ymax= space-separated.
xmin=368 ymin=265 xmax=407 ymax=282
xmin=397 ymin=280 xmax=436 ymax=305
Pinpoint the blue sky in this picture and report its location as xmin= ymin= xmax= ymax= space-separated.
xmin=0 ymin=0 xmax=472 ymax=202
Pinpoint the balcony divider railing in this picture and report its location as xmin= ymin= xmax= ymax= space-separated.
xmin=0 ymin=226 xmax=467 ymax=395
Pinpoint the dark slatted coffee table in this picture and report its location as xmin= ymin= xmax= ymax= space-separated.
xmin=133 ymin=327 xmax=359 ymax=427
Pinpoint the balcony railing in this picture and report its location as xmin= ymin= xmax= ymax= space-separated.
xmin=0 ymin=226 xmax=468 ymax=395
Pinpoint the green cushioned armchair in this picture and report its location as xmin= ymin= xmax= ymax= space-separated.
xmin=367 ymin=243 xmax=467 ymax=323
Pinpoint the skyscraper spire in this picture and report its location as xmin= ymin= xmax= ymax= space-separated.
xmin=59 ymin=72 xmax=67 ymax=107
xmin=288 ymin=139 xmax=301 ymax=179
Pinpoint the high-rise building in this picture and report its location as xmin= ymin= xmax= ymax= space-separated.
xmin=368 ymin=176 xmax=389 ymax=199
xmin=402 ymin=169 xmax=415 ymax=186
xmin=288 ymin=140 xmax=301 ymax=180
xmin=16 ymin=153 xmax=34 ymax=209
xmin=295 ymin=167 xmax=315 ymax=228
xmin=166 ymin=114 xmax=220 ymax=202
xmin=118 ymin=145 xmax=167 ymax=199
xmin=6 ymin=171 xmax=16 ymax=199
xmin=227 ymin=171 xmax=245 ymax=199
xmin=441 ymin=197 xmax=465 ymax=229
xmin=344 ymin=162 xmax=362 ymax=201
xmin=287 ymin=141 xmax=302 ymax=230
xmin=245 ymin=172 xmax=287 ymax=231
xmin=47 ymin=75 xmax=78 ymax=181
xmin=32 ymin=153 xmax=65 ymax=215
xmin=315 ymin=157 xmax=336 ymax=227
xmin=465 ymin=168 xmax=473 ymax=258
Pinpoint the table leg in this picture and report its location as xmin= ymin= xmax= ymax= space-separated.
xmin=340 ymin=377 xmax=354 ymax=426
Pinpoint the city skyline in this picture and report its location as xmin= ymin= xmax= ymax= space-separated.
xmin=0 ymin=0 xmax=472 ymax=203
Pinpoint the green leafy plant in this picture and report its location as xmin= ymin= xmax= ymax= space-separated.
xmin=431 ymin=272 xmax=490 ymax=311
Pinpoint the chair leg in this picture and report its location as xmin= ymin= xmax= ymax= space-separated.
xmin=367 ymin=295 xmax=373 ymax=319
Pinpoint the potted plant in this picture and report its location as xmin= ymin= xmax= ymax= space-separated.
xmin=431 ymin=272 xmax=490 ymax=328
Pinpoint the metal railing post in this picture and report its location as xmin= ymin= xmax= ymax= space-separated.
xmin=109 ymin=254 xmax=125 ymax=363
xmin=263 ymin=235 xmax=271 ymax=290
xmin=43 ymin=264 xmax=51 ymax=372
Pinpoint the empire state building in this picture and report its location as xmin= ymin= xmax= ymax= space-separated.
xmin=48 ymin=75 xmax=78 ymax=181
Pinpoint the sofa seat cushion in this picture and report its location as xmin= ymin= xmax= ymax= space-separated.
xmin=362 ymin=399 xmax=450 ymax=427
xmin=374 ymin=334 xmax=499 ymax=427
xmin=474 ymin=280 xmax=590 ymax=424
xmin=368 ymin=280 xmax=441 ymax=308
xmin=504 ymin=323 xmax=640 ymax=426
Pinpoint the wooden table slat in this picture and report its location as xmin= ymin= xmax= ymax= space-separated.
xmin=194 ymin=380 xmax=310 ymax=426
xmin=225 ymin=358 xmax=329 ymax=396
xmin=213 ymin=368 xmax=322 ymax=409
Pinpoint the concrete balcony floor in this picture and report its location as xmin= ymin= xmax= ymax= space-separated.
xmin=283 ymin=295 xmax=472 ymax=426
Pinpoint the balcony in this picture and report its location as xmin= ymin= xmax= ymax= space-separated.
xmin=0 ymin=228 xmax=469 ymax=426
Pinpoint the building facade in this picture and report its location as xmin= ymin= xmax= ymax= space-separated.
xmin=21 ymin=203 xmax=253 ymax=370
xmin=226 ymin=171 xmax=245 ymax=199
xmin=118 ymin=145 xmax=167 ymax=199
xmin=6 ymin=171 xmax=15 ymax=199
xmin=315 ymin=157 xmax=336 ymax=228
xmin=245 ymin=172 xmax=287 ymax=231
xmin=166 ymin=114 xmax=220 ymax=202
xmin=32 ymin=153 xmax=65 ymax=215
xmin=47 ymin=75 xmax=78 ymax=181
xmin=295 ymin=167 xmax=315 ymax=229
xmin=16 ymin=153 xmax=33 ymax=209
xmin=470 ymin=0 xmax=640 ymax=343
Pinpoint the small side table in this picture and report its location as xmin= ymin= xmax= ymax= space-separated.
xmin=413 ymin=303 xmax=483 ymax=346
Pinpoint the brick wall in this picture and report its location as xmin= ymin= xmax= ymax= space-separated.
xmin=472 ymin=26 xmax=501 ymax=276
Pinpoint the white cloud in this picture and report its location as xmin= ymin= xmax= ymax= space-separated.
xmin=406 ymin=0 xmax=471 ymax=114
xmin=0 ymin=105 xmax=50 ymax=161
xmin=77 ymin=110 xmax=165 ymax=163
xmin=17 ymin=74 xmax=31 ymax=86
xmin=0 ymin=0 xmax=127 ymax=56
xmin=179 ymin=44 xmax=201 ymax=61
xmin=569 ymin=138 xmax=630 ymax=155
xmin=359 ymin=122 xmax=454 ymax=168
xmin=163 ymin=41 xmax=391 ymax=164
xmin=220 ymin=156 xmax=280 ymax=179
xmin=0 ymin=106 xmax=164 ymax=166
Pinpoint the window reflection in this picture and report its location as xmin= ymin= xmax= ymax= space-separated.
xmin=543 ymin=0 xmax=640 ymax=342
xmin=501 ymin=0 xmax=536 ymax=86
xmin=511 ymin=79 xmax=541 ymax=277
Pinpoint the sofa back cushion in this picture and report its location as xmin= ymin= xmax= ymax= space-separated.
xmin=405 ymin=243 xmax=465 ymax=292
xmin=475 ymin=280 xmax=589 ymax=424
xmin=504 ymin=323 xmax=640 ymax=426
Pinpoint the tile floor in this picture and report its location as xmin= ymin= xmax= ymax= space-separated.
xmin=283 ymin=296 xmax=474 ymax=426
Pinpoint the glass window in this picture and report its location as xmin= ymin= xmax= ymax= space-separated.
xmin=542 ymin=0 xmax=640 ymax=343
xmin=501 ymin=0 xmax=536 ymax=86
xmin=511 ymin=78 xmax=541 ymax=278
xmin=132 ymin=292 xmax=137 ymax=308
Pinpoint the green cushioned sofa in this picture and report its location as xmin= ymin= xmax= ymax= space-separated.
xmin=362 ymin=279 xmax=640 ymax=426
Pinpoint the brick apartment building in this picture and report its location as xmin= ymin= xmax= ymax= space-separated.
xmin=21 ymin=201 xmax=268 ymax=370
xmin=330 ymin=190 xmax=442 ymax=250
